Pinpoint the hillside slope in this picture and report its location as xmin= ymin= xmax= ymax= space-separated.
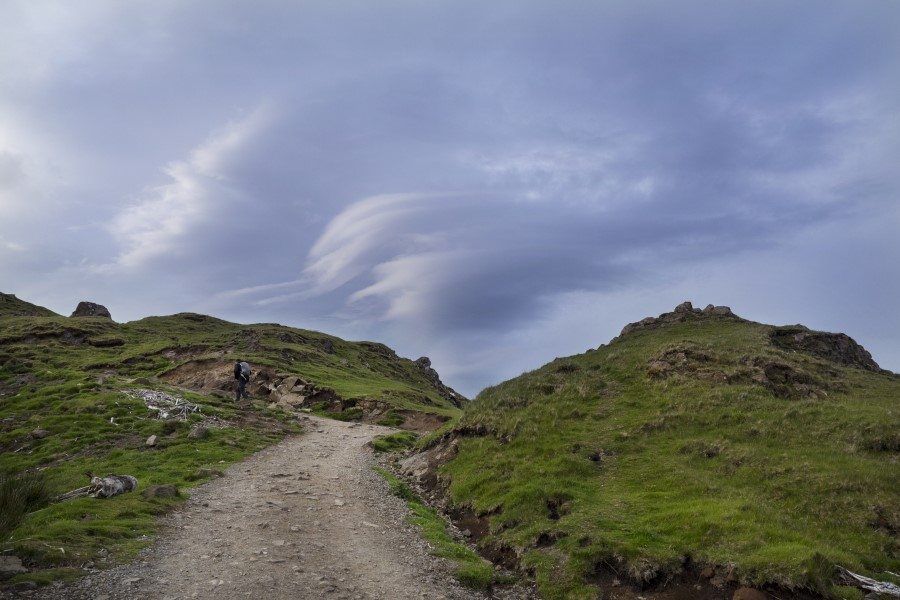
xmin=409 ymin=302 xmax=899 ymax=599
xmin=0 ymin=293 xmax=59 ymax=318
xmin=0 ymin=294 xmax=463 ymax=585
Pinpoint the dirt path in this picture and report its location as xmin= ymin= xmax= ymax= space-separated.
xmin=32 ymin=416 xmax=492 ymax=600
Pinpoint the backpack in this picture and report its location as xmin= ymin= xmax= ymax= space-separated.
xmin=238 ymin=361 xmax=251 ymax=380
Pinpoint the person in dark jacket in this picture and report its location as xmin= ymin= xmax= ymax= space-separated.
xmin=234 ymin=360 xmax=251 ymax=402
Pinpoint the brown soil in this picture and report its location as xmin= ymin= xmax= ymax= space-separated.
xmin=395 ymin=410 xmax=450 ymax=432
xmin=160 ymin=359 xmax=276 ymax=398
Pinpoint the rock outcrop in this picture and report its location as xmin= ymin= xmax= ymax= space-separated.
xmin=399 ymin=437 xmax=459 ymax=490
xmin=616 ymin=301 xmax=741 ymax=339
xmin=414 ymin=356 xmax=465 ymax=407
xmin=770 ymin=325 xmax=881 ymax=372
xmin=618 ymin=303 xmax=882 ymax=373
xmin=70 ymin=301 xmax=112 ymax=319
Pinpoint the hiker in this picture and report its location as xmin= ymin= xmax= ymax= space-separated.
xmin=234 ymin=360 xmax=251 ymax=402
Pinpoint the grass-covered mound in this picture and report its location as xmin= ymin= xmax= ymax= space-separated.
xmin=0 ymin=294 xmax=463 ymax=585
xmin=0 ymin=293 xmax=58 ymax=318
xmin=434 ymin=303 xmax=899 ymax=599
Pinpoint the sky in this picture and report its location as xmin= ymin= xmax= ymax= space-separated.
xmin=1 ymin=1 xmax=898 ymax=396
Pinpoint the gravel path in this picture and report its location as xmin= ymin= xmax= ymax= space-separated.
xmin=23 ymin=415 xmax=496 ymax=600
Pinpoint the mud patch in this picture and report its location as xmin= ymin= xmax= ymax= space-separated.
xmin=396 ymin=410 xmax=450 ymax=432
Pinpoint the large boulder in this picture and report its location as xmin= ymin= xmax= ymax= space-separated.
xmin=703 ymin=304 xmax=734 ymax=316
xmin=673 ymin=301 xmax=695 ymax=314
xmin=71 ymin=301 xmax=112 ymax=319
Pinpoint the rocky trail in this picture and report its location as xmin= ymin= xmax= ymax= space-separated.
xmin=20 ymin=416 xmax=517 ymax=600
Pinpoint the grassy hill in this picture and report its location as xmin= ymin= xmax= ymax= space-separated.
xmin=0 ymin=293 xmax=59 ymax=318
xmin=420 ymin=302 xmax=899 ymax=599
xmin=0 ymin=294 xmax=463 ymax=585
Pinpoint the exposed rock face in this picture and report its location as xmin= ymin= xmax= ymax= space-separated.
xmin=617 ymin=301 xmax=742 ymax=339
xmin=703 ymin=304 xmax=734 ymax=316
xmin=70 ymin=301 xmax=112 ymax=319
xmin=673 ymin=301 xmax=695 ymax=313
xmin=399 ymin=437 xmax=459 ymax=490
xmin=414 ymin=356 xmax=465 ymax=407
xmin=263 ymin=372 xmax=341 ymax=411
xmin=770 ymin=325 xmax=880 ymax=371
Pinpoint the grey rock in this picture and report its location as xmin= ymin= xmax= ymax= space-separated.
xmin=146 ymin=434 xmax=158 ymax=447
xmin=0 ymin=555 xmax=28 ymax=579
xmin=673 ymin=301 xmax=694 ymax=313
xmin=703 ymin=304 xmax=734 ymax=316
xmin=142 ymin=484 xmax=180 ymax=499
xmin=188 ymin=425 xmax=209 ymax=440
xmin=70 ymin=301 xmax=112 ymax=319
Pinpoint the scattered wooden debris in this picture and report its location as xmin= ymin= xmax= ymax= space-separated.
xmin=126 ymin=388 xmax=201 ymax=420
xmin=838 ymin=566 xmax=900 ymax=597
xmin=56 ymin=473 xmax=138 ymax=501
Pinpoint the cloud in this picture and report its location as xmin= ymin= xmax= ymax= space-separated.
xmin=105 ymin=106 xmax=272 ymax=270
xmin=293 ymin=182 xmax=835 ymax=336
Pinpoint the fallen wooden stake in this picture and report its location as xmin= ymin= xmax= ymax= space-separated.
xmin=838 ymin=566 xmax=900 ymax=597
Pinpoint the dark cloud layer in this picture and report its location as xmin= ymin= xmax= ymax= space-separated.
xmin=1 ymin=1 xmax=898 ymax=395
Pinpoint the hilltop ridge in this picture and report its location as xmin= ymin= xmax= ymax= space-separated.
xmin=401 ymin=302 xmax=899 ymax=600
xmin=0 ymin=293 xmax=59 ymax=318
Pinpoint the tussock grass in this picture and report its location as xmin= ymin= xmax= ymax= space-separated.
xmin=371 ymin=431 xmax=418 ymax=453
xmin=0 ymin=470 xmax=50 ymax=540
xmin=376 ymin=411 xmax=405 ymax=427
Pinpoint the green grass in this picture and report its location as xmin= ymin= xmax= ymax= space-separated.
xmin=376 ymin=411 xmax=405 ymax=427
xmin=371 ymin=431 xmax=418 ymax=453
xmin=0 ymin=293 xmax=58 ymax=317
xmin=374 ymin=467 xmax=495 ymax=590
xmin=0 ymin=296 xmax=463 ymax=584
xmin=0 ymin=471 xmax=50 ymax=540
xmin=439 ymin=317 xmax=900 ymax=599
